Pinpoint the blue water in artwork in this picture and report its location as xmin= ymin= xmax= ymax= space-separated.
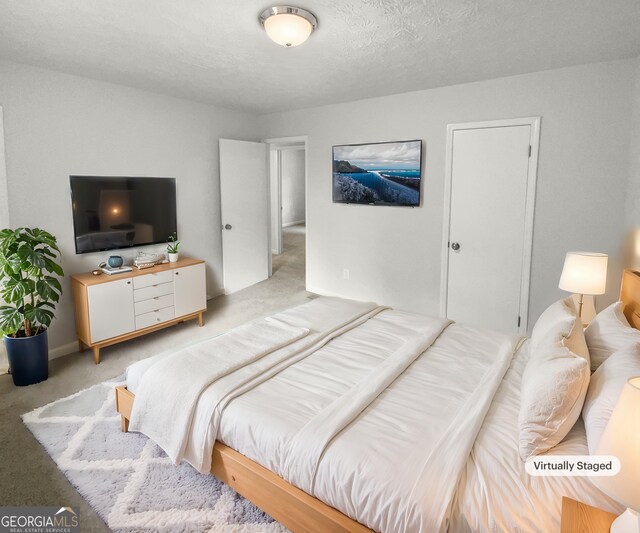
xmin=334 ymin=169 xmax=420 ymax=205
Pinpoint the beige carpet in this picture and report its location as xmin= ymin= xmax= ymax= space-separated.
xmin=0 ymin=225 xmax=307 ymax=532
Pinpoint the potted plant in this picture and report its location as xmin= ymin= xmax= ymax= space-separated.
xmin=0 ymin=228 xmax=64 ymax=386
xmin=167 ymin=232 xmax=180 ymax=263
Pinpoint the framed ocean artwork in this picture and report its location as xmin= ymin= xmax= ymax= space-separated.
xmin=332 ymin=139 xmax=422 ymax=206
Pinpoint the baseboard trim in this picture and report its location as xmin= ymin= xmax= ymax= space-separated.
xmin=49 ymin=341 xmax=78 ymax=360
xmin=305 ymin=285 xmax=347 ymax=299
xmin=282 ymin=220 xmax=305 ymax=228
xmin=207 ymin=289 xmax=224 ymax=300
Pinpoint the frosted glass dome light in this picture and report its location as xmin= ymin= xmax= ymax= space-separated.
xmin=259 ymin=6 xmax=318 ymax=47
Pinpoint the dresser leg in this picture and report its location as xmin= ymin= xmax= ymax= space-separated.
xmin=78 ymin=339 xmax=84 ymax=352
xmin=93 ymin=346 xmax=100 ymax=365
xmin=198 ymin=312 xmax=204 ymax=327
xmin=121 ymin=415 xmax=129 ymax=432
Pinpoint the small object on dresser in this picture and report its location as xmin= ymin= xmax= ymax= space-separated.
xmin=108 ymin=255 xmax=124 ymax=268
xmin=167 ymin=232 xmax=180 ymax=263
xmin=133 ymin=251 xmax=166 ymax=270
xmin=91 ymin=269 xmax=102 ymax=276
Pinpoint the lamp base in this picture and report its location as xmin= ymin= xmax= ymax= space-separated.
xmin=611 ymin=508 xmax=639 ymax=533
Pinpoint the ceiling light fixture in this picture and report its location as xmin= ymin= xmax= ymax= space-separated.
xmin=258 ymin=6 xmax=318 ymax=48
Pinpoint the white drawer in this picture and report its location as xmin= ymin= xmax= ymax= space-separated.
xmin=134 ymin=281 xmax=174 ymax=302
xmin=133 ymin=270 xmax=173 ymax=290
xmin=135 ymin=306 xmax=175 ymax=330
xmin=134 ymin=294 xmax=174 ymax=316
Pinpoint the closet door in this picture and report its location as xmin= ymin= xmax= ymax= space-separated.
xmin=444 ymin=120 xmax=538 ymax=333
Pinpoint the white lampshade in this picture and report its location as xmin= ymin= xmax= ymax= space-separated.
xmin=259 ymin=7 xmax=318 ymax=48
xmin=592 ymin=377 xmax=640 ymax=512
xmin=558 ymin=251 xmax=608 ymax=295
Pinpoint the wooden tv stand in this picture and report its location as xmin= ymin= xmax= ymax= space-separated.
xmin=71 ymin=257 xmax=207 ymax=364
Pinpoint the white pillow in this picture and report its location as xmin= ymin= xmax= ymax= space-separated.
xmin=518 ymin=319 xmax=590 ymax=461
xmin=530 ymin=297 xmax=578 ymax=353
xmin=531 ymin=297 xmax=589 ymax=361
xmin=584 ymin=302 xmax=640 ymax=371
xmin=582 ymin=343 xmax=640 ymax=454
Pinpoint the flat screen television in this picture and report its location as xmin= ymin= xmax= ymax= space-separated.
xmin=332 ymin=139 xmax=422 ymax=206
xmin=70 ymin=176 xmax=177 ymax=254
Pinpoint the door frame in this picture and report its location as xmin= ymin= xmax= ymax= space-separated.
xmin=439 ymin=117 xmax=541 ymax=333
xmin=263 ymin=135 xmax=308 ymax=277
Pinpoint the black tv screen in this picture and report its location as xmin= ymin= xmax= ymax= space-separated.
xmin=70 ymin=176 xmax=177 ymax=254
xmin=332 ymin=140 xmax=422 ymax=206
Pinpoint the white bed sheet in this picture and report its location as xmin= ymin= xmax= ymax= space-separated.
xmin=125 ymin=300 xmax=621 ymax=533
xmin=212 ymin=311 xmax=518 ymax=532
xmin=450 ymin=339 xmax=623 ymax=533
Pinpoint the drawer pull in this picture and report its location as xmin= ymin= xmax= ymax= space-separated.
xmin=157 ymin=317 xmax=161 ymax=322
xmin=127 ymin=281 xmax=131 ymax=285
xmin=176 ymin=272 xmax=179 ymax=275
xmin=154 ymin=297 xmax=159 ymax=300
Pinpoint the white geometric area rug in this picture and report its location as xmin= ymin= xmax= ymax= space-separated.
xmin=22 ymin=378 xmax=288 ymax=533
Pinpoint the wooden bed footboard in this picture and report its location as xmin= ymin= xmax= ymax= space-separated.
xmin=114 ymin=386 xmax=373 ymax=533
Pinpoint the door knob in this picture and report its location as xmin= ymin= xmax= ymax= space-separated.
xmin=451 ymin=242 xmax=461 ymax=251
xmin=224 ymin=224 xmax=232 ymax=230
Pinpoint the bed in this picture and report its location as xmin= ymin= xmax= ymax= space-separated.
xmin=115 ymin=270 xmax=640 ymax=532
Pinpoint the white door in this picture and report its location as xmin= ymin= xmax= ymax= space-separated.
xmin=219 ymin=139 xmax=269 ymax=294
xmin=174 ymin=263 xmax=206 ymax=316
xmin=444 ymin=120 xmax=539 ymax=333
xmin=88 ymin=278 xmax=135 ymax=342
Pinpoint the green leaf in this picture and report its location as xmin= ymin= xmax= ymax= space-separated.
xmin=44 ymin=276 xmax=62 ymax=293
xmin=24 ymin=304 xmax=54 ymax=328
xmin=16 ymin=245 xmax=46 ymax=269
xmin=36 ymin=278 xmax=61 ymax=303
xmin=0 ymin=278 xmax=29 ymax=304
xmin=0 ymin=306 xmax=24 ymax=336
xmin=7 ymin=255 xmax=23 ymax=273
xmin=26 ymin=228 xmax=59 ymax=250
xmin=43 ymin=257 xmax=64 ymax=277
xmin=0 ymin=229 xmax=17 ymax=252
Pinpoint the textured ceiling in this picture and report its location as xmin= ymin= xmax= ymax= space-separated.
xmin=0 ymin=0 xmax=639 ymax=113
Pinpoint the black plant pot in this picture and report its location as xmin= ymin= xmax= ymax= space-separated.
xmin=4 ymin=329 xmax=49 ymax=386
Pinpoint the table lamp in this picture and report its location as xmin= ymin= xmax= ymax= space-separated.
xmin=559 ymin=252 xmax=608 ymax=321
xmin=592 ymin=377 xmax=640 ymax=533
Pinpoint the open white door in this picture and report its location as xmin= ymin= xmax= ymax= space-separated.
xmin=219 ymin=139 xmax=269 ymax=294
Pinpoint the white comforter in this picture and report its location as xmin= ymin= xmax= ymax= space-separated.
xmin=451 ymin=339 xmax=623 ymax=532
xmin=128 ymin=297 xmax=526 ymax=533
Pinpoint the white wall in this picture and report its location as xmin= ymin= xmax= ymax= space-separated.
xmin=0 ymin=107 xmax=8 ymax=229
xmin=262 ymin=60 xmax=636 ymax=328
xmin=0 ymin=106 xmax=8 ymax=372
xmin=281 ymin=148 xmax=305 ymax=226
xmin=0 ymin=60 xmax=261 ymax=357
xmin=625 ymin=56 xmax=640 ymax=269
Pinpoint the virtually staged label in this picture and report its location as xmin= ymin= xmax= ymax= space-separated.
xmin=525 ymin=455 xmax=620 ymax=477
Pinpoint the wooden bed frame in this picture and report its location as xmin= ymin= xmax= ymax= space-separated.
xmin=115 ymin=384 xmax=372 ymax=532
xmin=114 ymin=269 xmax=640 ymax=533
xmin=619 ymin=269 xmax=640 ymax=329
